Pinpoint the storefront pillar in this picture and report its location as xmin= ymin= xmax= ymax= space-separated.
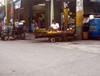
xmin=45 ymin=0 xmax=61 ymax=27
xmin=4 ymin=0 xmax=8 ymax=25
xmin=50 ymin=0 xmax=54 ymax=24
xmin=76 ymin=0 xmax=84 ymax=40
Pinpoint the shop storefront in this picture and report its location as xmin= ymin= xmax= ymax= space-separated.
xmin=15 ymin=0 xmax=61 ymax=30
xmin=13 ymin=0 xmax=100 ymax=38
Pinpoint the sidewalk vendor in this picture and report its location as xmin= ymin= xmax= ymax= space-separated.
xmin=50 ymin=20 xmax=60 ymax=30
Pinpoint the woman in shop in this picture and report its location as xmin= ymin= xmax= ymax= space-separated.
xmin=29 ymin=18 xmax=33 ymax=32
xmin=33 ymin=20 xmax=38 ymax=29
xmin=32 ymin=19 xmax=38 ymax=32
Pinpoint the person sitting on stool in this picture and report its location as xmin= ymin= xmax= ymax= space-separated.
xmin=49 ymin=20 xmax=60 ymax=31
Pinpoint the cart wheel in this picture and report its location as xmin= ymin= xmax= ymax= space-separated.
xmin=1 ymin=31 xmax=4 ymax=40
xmin=20 ymin=32 xmax=25 ymax=40
xmin=1 ymin=31 xmax=9 ymax=41
xmin=13 ymin=34 xmax=18 ymax=40
xmin=13 ymin=32 xmax=18 ymax=40
xmin=50 ymin=38 xmax=56 ymax=42
xmin=1 ymin=35 xmax=9 ymax=41
xmin=1 ymin=35 xmax=5 ymax=40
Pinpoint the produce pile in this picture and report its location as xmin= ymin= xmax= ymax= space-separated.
xmin=34 ymin=27 xmax=75 ymax=35
xmin=34 ymin=27 xmax=47 ymax=33
xmin=47 ymin=30 xmax=62 ymax=34
xmin=34 ymin=27 xmax=62 ymax=34
xmin=66 ymin=28 xmax=75 ymax=33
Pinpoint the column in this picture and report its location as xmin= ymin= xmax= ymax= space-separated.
xmin=45 ymin=0 xmax=61 ymax=27
xmin=4 ymin=0 xmax=8 ymax=25
xmin=50 ymin=0 xmax=54 ymax=24
xmin=76 ymin=0 xmax=84 ymax=40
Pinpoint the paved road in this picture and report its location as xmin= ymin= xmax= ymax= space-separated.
xmin=0 ymin=39 xmax=100 ymax=76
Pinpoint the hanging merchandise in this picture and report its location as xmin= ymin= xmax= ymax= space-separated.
xmin=63 ymin=2 xmax=69 ymax=30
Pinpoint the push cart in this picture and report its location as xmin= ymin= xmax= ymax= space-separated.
xmin=34 ymin=29 xmax=76 ymax=42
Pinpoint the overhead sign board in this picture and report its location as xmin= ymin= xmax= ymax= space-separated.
xmin=14 ymin=0 xmax=21 ymax=9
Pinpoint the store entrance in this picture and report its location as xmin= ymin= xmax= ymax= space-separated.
xmin=32 ymin=4 xmax=46 ymax=20
xmin=29 ymin=2 xmax=46 ymax=32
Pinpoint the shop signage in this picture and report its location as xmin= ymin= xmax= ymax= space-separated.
xmin=13 ymin=0 xmax=20 ymax=2
xmin=14 ymin=0 xmax=21 ymax=9
xmin=46 ymin=0 xmax=50 ymax=1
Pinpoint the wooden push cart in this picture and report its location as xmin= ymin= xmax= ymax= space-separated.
xmin=34 ymin=30 xmax=76 ymax=42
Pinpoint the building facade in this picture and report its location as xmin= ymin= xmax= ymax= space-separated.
xmin=0 ymin=0 xmax=100 ymax=39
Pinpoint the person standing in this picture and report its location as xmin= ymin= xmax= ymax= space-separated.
xmin=82 ymin=14 xmax=90 ymax=40
xmin=83 ymin=15 xmax=89 ymax=32
xmin=30 ymin=19 xmax=34 ymax=32
xmin=38 ymin=15 xmax=45 ymax=28
xmin=14 ymin=19 xmax=19 ymax=28
xmin=33 ymin=20 xmax=38 ymax=29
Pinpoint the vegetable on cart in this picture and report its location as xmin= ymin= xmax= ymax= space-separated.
xmin=34 ymin=27 xmax=76 ymax=42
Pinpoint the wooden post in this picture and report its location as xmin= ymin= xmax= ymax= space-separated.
xmin=50 ymin=0 xmax=54 ymax=24
xmin=4 ymin=0 xmax=8 ymax=25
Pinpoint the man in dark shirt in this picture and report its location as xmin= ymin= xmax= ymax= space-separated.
xmin=38 ymin=15 xmax=45 ymax=28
